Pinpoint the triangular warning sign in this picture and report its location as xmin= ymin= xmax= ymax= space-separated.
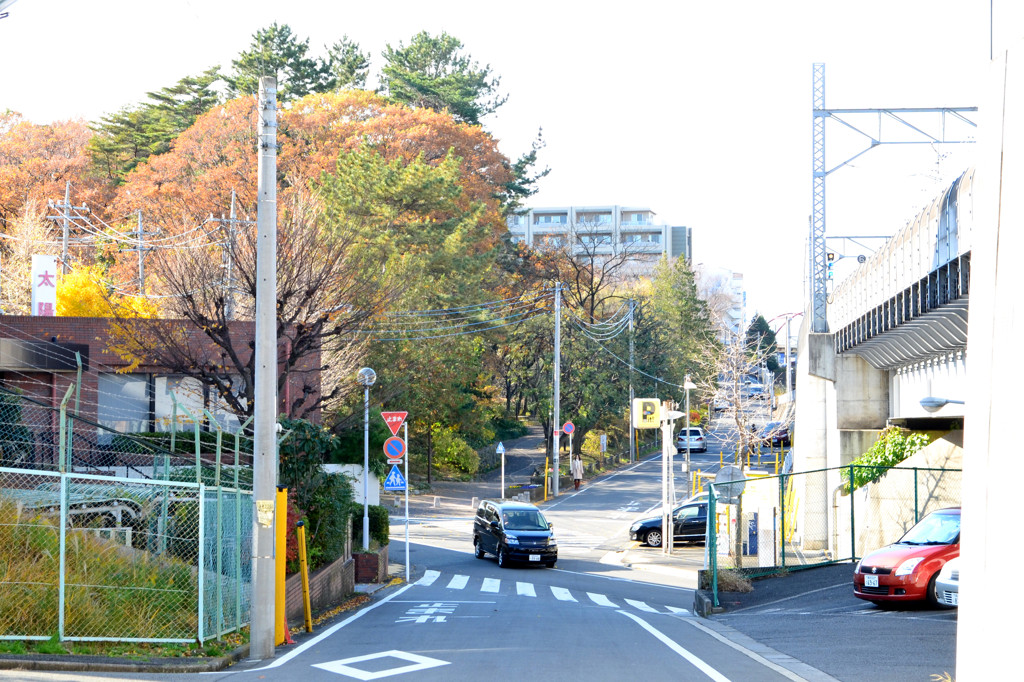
xmin=381 ymin=411 xmax=408 ymax=436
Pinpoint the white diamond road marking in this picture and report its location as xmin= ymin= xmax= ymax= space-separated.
xmin=551 ymin=586 xmax=576 ymax=602
xmin=313 ymin=649 xmax=450 ymax=680
xmin=446 ymin=574 xmax=469 ymax=590
xmin=517 ymin=582 xmax=536 ymax=597
xmin=417 ymin=570 xmax=440 ymax=586
xmin=625 ymin=599 xmax=658 ymax=613
xmin=588 ymin=592 xmax=618 ymax=607
xmin=481 ymin=578 xmax=501 ymax=593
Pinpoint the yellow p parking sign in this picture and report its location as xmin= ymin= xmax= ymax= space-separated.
xmin=631 ymin=398 xmax=660 ymax=429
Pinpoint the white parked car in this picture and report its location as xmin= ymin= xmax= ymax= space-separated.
xmin=935 ymin=556 xmax=959 ymax=607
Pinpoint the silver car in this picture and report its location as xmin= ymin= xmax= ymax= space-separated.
xmin=676 ymin=427 xmax=707 ymax=453
xmin=935 ymin=556 xmax=959 ymax=607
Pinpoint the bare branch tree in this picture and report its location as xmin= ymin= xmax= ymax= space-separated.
xmin=110 ymin=186 xmax=397 ymax=421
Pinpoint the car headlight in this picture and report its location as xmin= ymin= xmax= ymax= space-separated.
xmin=504 ymin=535 xmax=519 ymax=545
xmin=630 ymin=523 xmax=641 ymax=532
xmin=854 ymin=559 xmax=862 ymax=573
xmin=894 ymin=557 xmax=925 ymax=576
xmin=547 ymin=537 xmax=557 ymax=547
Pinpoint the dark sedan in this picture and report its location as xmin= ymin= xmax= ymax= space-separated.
xmin=761 ymin=421 xmax=791 ymax=446
xmin=629 ymin=501 xmax=708 ymax=547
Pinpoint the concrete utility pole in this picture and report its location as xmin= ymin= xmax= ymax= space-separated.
xmin=628 ymin=299 xmax=636 ymax=464
xmin=47 ymin=182 xmax=89 ymax=274
xmin=251 ymin=76 xmax=278 ymax=661
xmin=551 ymin=281 xmax=561 ymax=497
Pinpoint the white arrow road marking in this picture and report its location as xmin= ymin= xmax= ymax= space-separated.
xmin=551 ymin=586 xmax=576 ymax=602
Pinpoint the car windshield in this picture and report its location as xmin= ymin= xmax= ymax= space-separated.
xmin=898 ymin=511 xmax=960 ymax=545
xmin=503 ymin=510 xmax=549 ymax=531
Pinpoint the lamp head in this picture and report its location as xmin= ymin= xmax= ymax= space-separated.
xmin=920 ymin=396 xmax=964 ymax=413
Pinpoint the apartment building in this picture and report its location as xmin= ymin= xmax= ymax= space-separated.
xmin=507 ymin=206 xmax=691 ymax=276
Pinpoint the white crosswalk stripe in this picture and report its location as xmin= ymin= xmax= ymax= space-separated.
xmin=418 ymin=570 xmax=440 ymax=586
xmin=625 ymin=599 xmax=659 ymax=613
xmin=551 ymin=586 xmax=576 ymax=602
xmin=413 ymin=571 xmax=690 ymax=616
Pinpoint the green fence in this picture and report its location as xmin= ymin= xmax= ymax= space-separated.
xmin=708 ymin=464 xmax=962 ymax=607
xmin=0 ymin=389 xmax=254 ymax=642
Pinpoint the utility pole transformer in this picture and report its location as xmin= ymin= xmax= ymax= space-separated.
xmin=251 ymin=77 xmax=278 ymax=661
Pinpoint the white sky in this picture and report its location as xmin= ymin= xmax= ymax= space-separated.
xmin=0 ymin=0 xmax=1017 ymax=329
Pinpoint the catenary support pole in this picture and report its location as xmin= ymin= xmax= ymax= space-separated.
xmin=251 ymin=76 xmax=278 ymax=661
xmin=629 ymin=299 xmax=635 ymax=463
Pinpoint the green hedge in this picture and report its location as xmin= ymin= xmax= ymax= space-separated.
xmin=351 ymin=503 xmax=389 ymax=549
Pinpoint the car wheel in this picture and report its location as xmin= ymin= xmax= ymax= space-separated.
xmin=645 ymin=530 xmax=663 ymax=548
xmin=927 ymin=571 xmax=953 ymax=609
xmin=474 ymin=538 xmax=484 ymax=559
xmin=497 ymin=547 xmax=509 ymax=568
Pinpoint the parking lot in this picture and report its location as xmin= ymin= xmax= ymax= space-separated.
xmin=713 ymin=562 xmax=957 ymax=681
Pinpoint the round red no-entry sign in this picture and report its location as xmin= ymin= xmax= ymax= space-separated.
xmin=383 ymin=436 xmax=406 ymax=460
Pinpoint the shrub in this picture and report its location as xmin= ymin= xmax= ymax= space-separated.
xmin=431 ymin=425 xmax=479 ymax=477
xmin=351 ymin=503 xmax=389 ymax=549
xmin=841 ymin=426 xmax=930 ymax=493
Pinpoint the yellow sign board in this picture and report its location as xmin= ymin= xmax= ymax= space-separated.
xmin=631 ymin=398 xmax=660 ymax=429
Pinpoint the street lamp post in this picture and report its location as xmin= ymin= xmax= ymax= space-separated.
xmin=683 ymin=375 xmax=697 ymax=496
xmin=357 ymin=367 xmax=376 ymax=550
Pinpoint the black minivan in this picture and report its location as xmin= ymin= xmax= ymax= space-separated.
xmin=473 ymin=500 xmax=557 ymax=568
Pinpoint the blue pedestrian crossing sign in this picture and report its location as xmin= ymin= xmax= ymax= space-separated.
xmin=384 ymin=464 xmax=406 ymax=492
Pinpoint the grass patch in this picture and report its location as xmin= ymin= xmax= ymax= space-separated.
xmin=0 ymin=640 xmax=26 ymax=655
xmin=33 ymin=635 xmax=67 ymax=655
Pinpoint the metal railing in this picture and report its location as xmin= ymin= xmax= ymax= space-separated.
xmin=0 ymin=388 xmax=254 ymax=642
xmin=708 ymin=464 xmax=961 ymax=607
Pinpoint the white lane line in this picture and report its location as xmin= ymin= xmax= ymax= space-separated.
xmin=551 ymin=586 xmax=577 ymax=602
xmin=447 ymin=574 xmax=469 ymax=590
xmin=588 ymin=592 xmax=618 ymax=607
xmin=481 ymin=578 xmax=501 ymax=593
xmin=238 ymin=584 xmax=414 ymax=672
xmin=418 ymin=570 xmax=440 ymax=586
xmin=625 ymin=598 xmax=659 ymax=613
xmin=667 ymin=606 xmax=691 ymax=615
xmin=517 ymin=582 xmax=536 ymax=597
xmin=684 ymin=618 xmax=814 ymax=682
xmin=618 ymin=610 xmax=731 ymax=682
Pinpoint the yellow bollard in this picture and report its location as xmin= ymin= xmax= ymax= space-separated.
xmin=275 ymin=487 xmax=287 ymax=646
xmin=543 ymin=457 xmax=549 ymax=502
xmin=296 ymin=521 xmax=313 ymax=633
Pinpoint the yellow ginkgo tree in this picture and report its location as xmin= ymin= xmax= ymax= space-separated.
xmin=56 ymin=265 xmax=160 ymax=319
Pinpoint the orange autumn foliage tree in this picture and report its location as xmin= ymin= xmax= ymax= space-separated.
xmin=0 ymin=112 xmax=114 ymax=230
xmin=111 ymin=90 xmax=513 ymax=250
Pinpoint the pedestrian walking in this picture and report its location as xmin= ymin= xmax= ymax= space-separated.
xmin=571 ymin=453 xmax=584 ymax=490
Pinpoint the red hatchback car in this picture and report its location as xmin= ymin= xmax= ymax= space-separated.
xmin=853 ymin=507 xmax=959 ymax=607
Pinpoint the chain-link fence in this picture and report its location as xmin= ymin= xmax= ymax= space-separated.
xmin=0 ymin=389 xmax=253 ymax=643
xmin=708 ymin=464 xmax=961 ymax=602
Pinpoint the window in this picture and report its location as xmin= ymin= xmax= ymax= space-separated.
xmin=97 ymin=374 xmax=150 ymax=444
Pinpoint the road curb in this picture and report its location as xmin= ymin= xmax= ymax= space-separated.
xmin=0 ymin=643 xmax=248 ymax=674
